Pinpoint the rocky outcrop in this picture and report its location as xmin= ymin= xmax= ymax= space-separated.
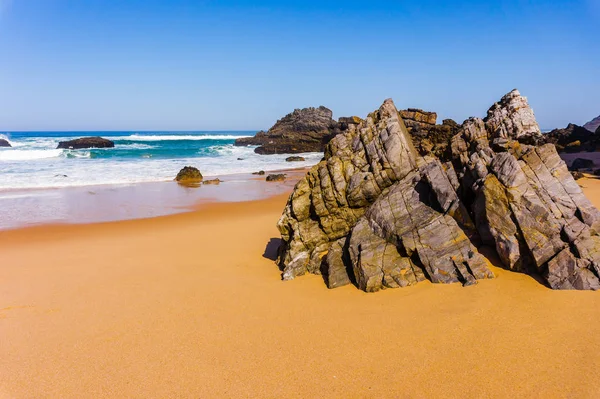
xmin=57 ymin=137 xmax=114 ymax=149
xmin=583 ymin=115 xmax=600 ymax=134
xmin=175 ymin=166 xmax=203 ymax=183
xmin=235 ymin=106 xmax=341 ymax=154
xmin=276 ymin=90 xmax=600 ymax=291
xmin=544 ymin=124 xmax=596 ymax=152
xmin=0 ymin=138 xmax=11 ymax=147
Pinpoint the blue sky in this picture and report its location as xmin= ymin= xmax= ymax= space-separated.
xmin=0 ymin=0 xmax=598 ymax=131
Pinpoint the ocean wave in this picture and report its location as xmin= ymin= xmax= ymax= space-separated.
xmin=114 ymin=134 xmax=252 ymax=141
xmin=115 ymin=143 xmax=155 ymax=150
xmin=0 ymin=149 xmax=64 ymax=161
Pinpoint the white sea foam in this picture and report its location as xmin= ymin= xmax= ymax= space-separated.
xmin=115 ymin=134 xmax=251 ymax=141
xmin=0 ymin=149 xmax=64 ymax=161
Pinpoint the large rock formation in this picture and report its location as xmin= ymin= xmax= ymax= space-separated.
xmin=277 ymin=90 xmax=600 ymax=291
xmin=234 ymin=106 xmax=343 ymax=154
xmin=583 ymin=115 xmax=600 ymax=134
xmin=57 ymin=137 xmax=114 ymax=149
xmin=544 ymin=123 xmax=597 ymax=152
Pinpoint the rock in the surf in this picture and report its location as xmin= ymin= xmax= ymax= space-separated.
xmin=286 ymin=156 xmax=306 ymax=162
xmin=57 ymin=137 xmax=115 ymax=149
xmin=203 ymin=178 xmax=221 ymax=185
xmin=276 ymin=90 xmax=600 ymax=292
xmin=234 ymin=106 xmax=345 ymax=154
xmin=0 ymin=138 xmax=11 ymax=147
xmin=266 ymin=174 xmax=286 ymax=182
xmin=175 ymin=166 xmax=203 ymax=183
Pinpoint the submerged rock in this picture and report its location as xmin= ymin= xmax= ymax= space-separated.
xmin=286 ymin=156 xmax=306 ymax=162
xmin=0 ymin=139 xmax=11 ymax=147
xmin=203 ymin=178 xmax=221 ymax=185
xmin=175 ymin=166 xmax=203 ymax=183
xmin=57 ymin=137 xmax=114 ymax=149
xmin=266 ymin=174 xmax=286 ymax=182
xmin=252 ymin=170 xmax=266 ymax=175
xmin=276 ymin=90 xmax=600 ymax=292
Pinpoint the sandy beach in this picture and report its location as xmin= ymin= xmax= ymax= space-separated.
xmin=2 ymin=178 xmax=600 ymax=398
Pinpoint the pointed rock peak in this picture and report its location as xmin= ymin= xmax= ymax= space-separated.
xmin=484 ymin=89 xmax=542 ymax=144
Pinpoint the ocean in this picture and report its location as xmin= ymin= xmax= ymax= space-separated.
xmin=0 ymin=131 xmax=322 ymax=190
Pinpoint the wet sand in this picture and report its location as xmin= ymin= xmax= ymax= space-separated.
xmin=0 ymin=168 xmax=308 ymax=230
xmin=2 ymin=178 xmax=600 ymax=398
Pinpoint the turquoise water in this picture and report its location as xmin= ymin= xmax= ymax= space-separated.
xmin=0 ymin=131 xmax=322 ymax=190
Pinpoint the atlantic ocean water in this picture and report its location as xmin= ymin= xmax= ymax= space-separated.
xmin=0 ymin=131 xmax=322 ymax=190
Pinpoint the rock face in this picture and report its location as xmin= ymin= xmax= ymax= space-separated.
xmin=57 ymin=137 xmax=115 ymax=149
xmin=0 ymin=138 xmax=11 ymax=147
xmin=277 ymin=90 xmax=600 ymax=291
xmin=583 ymin=115 xmax=600 ymax=134
xmin=175 ymin=166 xmax=203 ymax=183
xmin=544 ymin=124 xmax=596 ymax=152
xmin=235 ymin=106 xmax=340 ymax=154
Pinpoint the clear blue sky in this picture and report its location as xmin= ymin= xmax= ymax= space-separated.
xmin=0 ymin=0 xmax=598 ymax=131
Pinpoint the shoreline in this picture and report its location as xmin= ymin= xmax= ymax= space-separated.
xmin=0 ymin=166 xmax=309 ymax=231
xmin=2 ymin=178 xmax=600 ymax=398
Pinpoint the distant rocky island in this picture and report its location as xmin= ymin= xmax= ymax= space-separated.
xmin=584 ymin=115 xmax=600 ymax=134
xmin=275 ymin=90 xmax=600 ymax=292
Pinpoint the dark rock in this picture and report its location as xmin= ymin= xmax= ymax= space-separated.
xmin=203 ymin=178 xmax=221 ymax=185
xmin=544 ymin=124 xmax=596 ymax=152
xmin=0 ymin=138 xmax=11 ymax=147
xmin=252 ymin=171 xmax=266 ymax=175
xmin=276 ymin=90 xmax=600 ymax=292
xmin=235 ymin=106 xmax=340 ymax=154
xmin=266 ymin=174 xmax=286 ymax=182
xmin=571 ymin=158 xmax=594 ymax=171
xmin=175 ymin=166 xmax=203 ymax=183
xmin=571 ymin=171 xmax=585 ymax=180
xmin=57 ymin=137 xmax=114 ymax=149
xmin=286 ymin=156 xmax=305 ymax=162
xmin=237 ymin=158 xmax=244 ymax=160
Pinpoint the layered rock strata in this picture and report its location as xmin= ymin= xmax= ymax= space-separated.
xmin=277 ymin=90 xmax=600 ymax=291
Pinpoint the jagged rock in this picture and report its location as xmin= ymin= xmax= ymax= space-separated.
xmin=583 ymin=115 xmax=600 ymax=134
xmin=286 ymin=156 xmax=305 ymax=162
xmin=484 ymin=89 xmax=543 ymax=144
xmin=175 ymin=166 xmax=203 ymax=183
xmin=266 ymin=174 xmax=286 ymax=182
xmin=0 ymin=138 xmax=11 ymax=147
xmin=571 ymin=158 xmax=594 ymax=171
xmin=235 ymin=106 xmax=339 ymax=154
xmin=544 ymin=124 xmax=596 ymax=152
xmin=276 ymin=90 xmax=600 ymax=292
xmin=57 ymin=137 xmax=114 ymax=149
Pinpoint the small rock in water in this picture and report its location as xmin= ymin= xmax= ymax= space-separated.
xmin=54 ymin=174 xmax=68 ymax=178
xmin=252 ymin=171 xmax=265 ymax=175
xmin=266 ymin=174 xmax=286 ymax=182
xmin=203 ymin=178 xmax=222 ymax=185
xmin=286 ymin=156 xmax=305 ymax=162
xmin=0 ymin=138 xmax=11 ymax=147
xmin=237 ymin=158 xmax=244 ymax=160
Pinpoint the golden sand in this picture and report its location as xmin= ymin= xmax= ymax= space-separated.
xmin=2 ymin=178 xmax=600 ymax=398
